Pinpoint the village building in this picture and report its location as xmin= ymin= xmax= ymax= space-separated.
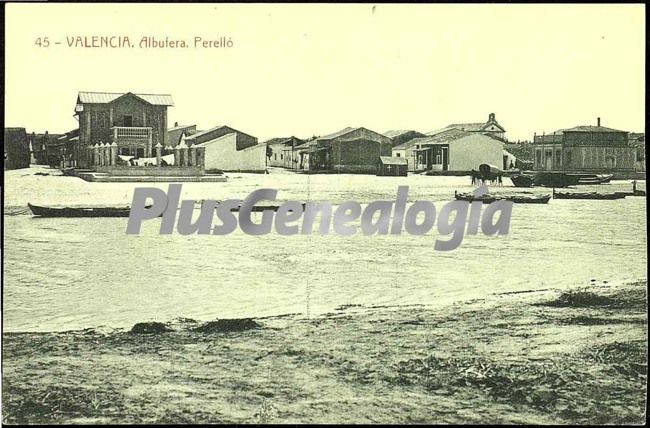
xmin=391 ymin=139 xmax=422 ymax=172
xmin=295 ymin=139 xmax=316 ymax=172
xmin=183 ymin=125 xmax=266 ymax=172
xmin=264 ymin=136 xmax=306 ymax=169
xmin=383 ymin=130 xmax=427 ymax=148
xmin=306 ymin=127 xmax=392 ymax=173
xmin=28 ymin=131 xmax=63 ymax=165
xmin=74 ymin=91 xmax=173 ymax=167
xmin=401 ymin=128 xmax=504 ymax=173
xmin=427 ymin=113 xmax=507 ymax=141
xmin=628 ymin=132 xmax=645 ymax=172
xmin=167 ymin=123 xmax=198 ymax=148
xmin=532 ymin=118 xmax=636 ymax=173
xmin=48 ymin=129 xmax=80 ymax=168
xmin=4 ymin=127 xmax=30 ymax=170
xmin=377 ymin=156 xmax=408 ymax=176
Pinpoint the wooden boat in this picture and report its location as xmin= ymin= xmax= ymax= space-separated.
xmin=510 ymin=174 xmax=534 ymax=188
xmin=552 ymin=189 xmax=626 ymax=200
xmin=229 ymin=203 xmax=306 ymax=212
xmin=454 ymin=192 xmax=551 ymax=204
xmin=28 ymin=203 xmax=151 ymax=217
xmin=200 ymin=200 xmax=306 ymax=212
xmin=533 ymin=172 xmax=580 ymax=188
xmin=570 ymin=174 xmax=614 ymax=185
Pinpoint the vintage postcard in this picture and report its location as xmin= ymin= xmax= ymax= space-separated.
xmin=2 ymin=2 xmax=647 ymax=424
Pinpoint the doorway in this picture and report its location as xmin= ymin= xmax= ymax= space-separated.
xmin=441 ymin=147 xmax=449 ymax=171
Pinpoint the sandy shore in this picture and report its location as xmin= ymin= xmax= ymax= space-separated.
xmin=2 ymin=280 xmax=646 ymax=424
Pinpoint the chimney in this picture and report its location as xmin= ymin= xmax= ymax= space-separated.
xmin=597 ymin=117 xmax=601 ymax=127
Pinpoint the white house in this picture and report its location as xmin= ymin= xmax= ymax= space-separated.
xmin=194 ymin=132 xmax=266 ymax=172
xmin=412 ymin=130 xmax=504 ymax=172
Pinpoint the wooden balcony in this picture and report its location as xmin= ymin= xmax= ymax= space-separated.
xmin=111 ymin=126 xmax=152 ymax=140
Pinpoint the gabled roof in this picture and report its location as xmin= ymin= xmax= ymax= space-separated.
xmin=263 ymin=137 xmax=293 ymax=145
xmin=384 ymin=130 xmax=420 ymax=138
xmin=184 ymin=125 xmax=257 ymax=147
xmin=317 ymin=127 xmax=390 ymax=144
xmin=411 ymin=128 xmax=472 ymax=146
xmin=318 ymin=127 xmax=358 ymax=140
xmin=77 ymin=91 xmax=174 ymax=106
xmin=183 ymin=125 xmax=230 ymax=141
xmin=428 ymin=114 xmax=506 ymax=136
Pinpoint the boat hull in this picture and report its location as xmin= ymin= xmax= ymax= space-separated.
xmin=454 ymin=194 xmax=551 ymax=204
xmin=552 ymin=191 xmax=626 ymax=200
xmin=510 ymin=174 xmax=534 ymax=187
xmin=28 ymin=203 xmax=135 ymax=217
xmin=533 ymin=172 xmax=580 ymax=188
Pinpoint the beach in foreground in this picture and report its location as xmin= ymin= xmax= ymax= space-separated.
xmin=2 ymin=280 xmax=646 ymax=424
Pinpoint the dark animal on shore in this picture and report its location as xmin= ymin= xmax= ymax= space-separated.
xmin=193 ymin=318 xmax=260 ymax=334
xmin=129 ymin=322 xmax=173 ymax=335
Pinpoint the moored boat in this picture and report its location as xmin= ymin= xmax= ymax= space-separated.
xmin=454 ymin=192 xmax=551 ymax=204
xmin=28 ymin=203 xmax=142 ymax=217
xmin=533 ymin=172 xmax=580 ymax=188
xmin=552 ymin=189 xmax=626 ymax=200
xmin=510 ymin=174 xmax=534 ymax=188
xmin=577 ymin=174 xmax=614 ymax=184
xmin=229 ymin=203 xmax=306 ymax=212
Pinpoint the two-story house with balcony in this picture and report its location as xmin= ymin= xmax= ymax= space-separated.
xmin=74 ymin=91 xmax=173 ymax=167
xmin=532 ymin=118 xmax=635 ymax=174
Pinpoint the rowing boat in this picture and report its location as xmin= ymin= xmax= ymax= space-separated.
xmin=454 ymin=192 xmax=551 ymax=204
xmin=28 ymin=203 xmax=140 ymax=217
xmin=552 ymin=190 xmax=626 ymax=200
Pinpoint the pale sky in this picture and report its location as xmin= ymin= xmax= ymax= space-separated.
xmin=4 ymin=3 xmax=646 ymax=142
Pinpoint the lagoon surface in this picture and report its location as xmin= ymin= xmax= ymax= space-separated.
xmin=3 ymin=168 xmax=647 ymax=332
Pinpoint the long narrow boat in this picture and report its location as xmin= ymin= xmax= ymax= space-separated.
xmin=198 ymin=200 xmax=306 ymax=212
xmin=575 ymin=174 xmax=614 ymax=185
xmin=552 ymin=190 xmax=626 ymax=200
xmin=28 ymin=203 xmax=142 ymax=217
xmin=229 ymin=203 xmax=306 ymax=212
xmin=454 ymin=192 xmax=551 ymax=204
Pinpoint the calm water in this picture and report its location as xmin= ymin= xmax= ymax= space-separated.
xmin=3 ymin=169 xmax=647 ymax=332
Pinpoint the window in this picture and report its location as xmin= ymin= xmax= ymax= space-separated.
xmin=123 ymin=115 xmax=133 ymax=127
xmin=565 ymin=150 xmax=572 ymax=166
xmin=396 ymin=153 xmax=401 ymax=157
xmin=281 ymin=154 xmax=283 ymax=160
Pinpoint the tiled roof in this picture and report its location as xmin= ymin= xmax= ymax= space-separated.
xmin=412 ymin=129 xmax=472 ymax=146
xmin=78 ymin=91 xmax=174 ymax=106
xmin=557 ymin=125 xmax=628 ymax=133
xmin=318 ymin=127 xmax=357 ymax=140
xmin=184 ymin=125 xmax=227 ymax=141
xmin=428 ymin=119 xmax=506 ymax=136
xmin=263 ymin=137 xmax=292 ymax=145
